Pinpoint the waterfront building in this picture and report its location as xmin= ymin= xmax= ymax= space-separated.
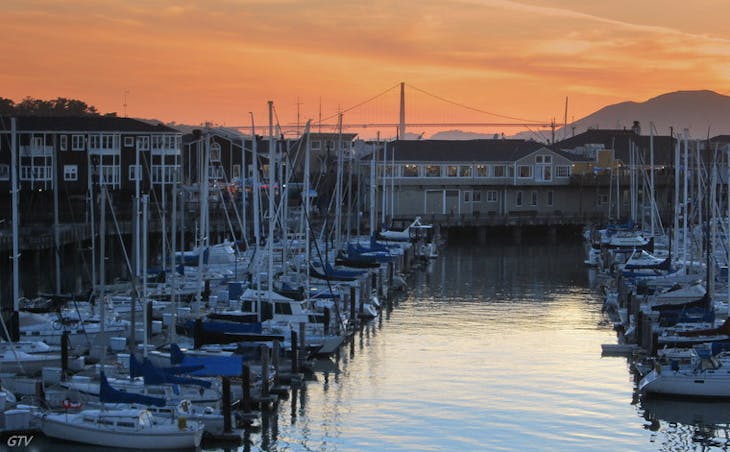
xmin=0 ymin=116 xmax=182 ymax=224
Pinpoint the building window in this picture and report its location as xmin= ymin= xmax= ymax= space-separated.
xmin=598 ymin=194 xmax=609 ymax=205
xmin=508 ymin=166 xmax=515 ymax=177
xmin=473 ymin=191 xmax=481 ymax=202
xmin=476 ymin=165 xmax=488 ymax=177
xmin=531 ymin=191 xmax=537 ymax=206
xmin=487 ymin=190 xmax=497 ymax=202
xmin=137 ymin=136 xmax=150 ymax=150
xmin=518 ymin=165 xmax=532 ymax=178
xmin=546 ymin=191 xmax=553 ymax=206
xmin=536 ymin=155 xmax=552 ymax=164
xmin=464 ymin=191 xmax=471 ymax=202
xmin=556 ymin=166 xmax=571 ymax=178
xmin=124 ymin=136 xmax=134 ymax=147
xmin=459 ymin=165 xmax=472 ymax=177
xmin=425 ymin=165 xmax=441 ymax=177
xmin=209 ymin=165 xmax=225 ymax=180
xmin=232 ymin=164 xmax=241 ymax=179
xmin=152 ymin=165 xmax=178 ymax=184
xmin=516 ymin=191 xmax=523 ymax=206
xmin=64 ymin=164 xmax=78 ymax=181
xmin=151 ymin=135 xmax=177 ymax=150
xmin=493 ymin=165 xmax=505 ymax=177
xmin=60 ymin=135 xmax=67 ymax=151
xmin=89 ymin=134 xmax=116 ymax=150
xmin=403 ymin=164 xmax=419 ymax=177
xmin=71 ymin=135 xmax=84 ymax=151
xmin=0 ymin=164 xmax=9 ymax=181
xmin=129 ymin=164 xmax=141 ymax=181
xmin=311 ymin=140 xmax=321 ymax=150
xmin=447 ymin=165 xmax=458 ymax=177
xmin=209 ymin=143 xmax=221 ymax=162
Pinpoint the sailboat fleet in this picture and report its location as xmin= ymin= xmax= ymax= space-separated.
xmin=593 ymin=130 xmax=730 ymax=400
xmin=0 ymin=113 xmax=439 ymax=448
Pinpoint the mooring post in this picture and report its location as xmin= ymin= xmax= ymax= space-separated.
xmin=61 ymin=331 xmax=69 ymax=380
xmin=272 ymin=340 xmax=281 ymax=387
xmin=291 ymin=330 xmax=299 ymax=374
xmin=222 ymin=377 xmax=232 ymax=433
xmin=349 ymin=286 xmax=356 ymax=326
xmin=260 ymin=344 xmax=270 ymax=398
xmin=241 ymin=364 xmax=251 ymax=413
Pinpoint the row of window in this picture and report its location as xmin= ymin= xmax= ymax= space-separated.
xmin=50 ymin=134 xmax=181 ymax=151
xmin=310 ymin=140 xmax=351 ymax=151
xmin=459 ymin=190 xmax=554 ymax=206
xmin=0 ymin=163 xmax=181 ymax=186
xmin=381 ymin=163 xmax=571 ymax=179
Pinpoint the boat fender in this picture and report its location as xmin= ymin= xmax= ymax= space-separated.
xmin=178 ymin=416 xmax=187 ymax=430
xmin=62 ymin=399 xmax=83 ymax=410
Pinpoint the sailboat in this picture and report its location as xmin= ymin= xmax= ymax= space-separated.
xmin=37 ymin=372 xmax=204 ymax=449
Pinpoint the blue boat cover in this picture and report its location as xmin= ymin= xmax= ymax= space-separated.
xmin=183 ymin=319 xmax=263 ymax=335
xmin=99 ymin=371 xmax=165 ymax=407
xmin=129 ymin=355 xmax=212 ymax=388
xmin=169 ymin=343 xmax=244 ymax=377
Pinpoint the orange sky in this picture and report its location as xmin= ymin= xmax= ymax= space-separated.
xmin=3 ymin=0 xmax=730 ymax=139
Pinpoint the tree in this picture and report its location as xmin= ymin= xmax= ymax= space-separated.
xmin=3 ymin=96 xmax=100 ymax=116
xmin=0 ymin=97 xmax=15 ymax=115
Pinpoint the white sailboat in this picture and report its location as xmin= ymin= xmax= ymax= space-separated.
xmin=37 ymin=408 xmax=203 ymax=449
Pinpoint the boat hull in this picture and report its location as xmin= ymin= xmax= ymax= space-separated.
xmin=40 ymin=413 xmax=203 ymax=449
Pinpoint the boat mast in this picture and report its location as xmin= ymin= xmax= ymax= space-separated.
xmin=267 ymin=101 xmax=275 ymax=297
xmin=11 ymin=118 xmax=20 ymax=337
xmin=650 ymin=123 xmax=655 ymax=237
xmin=142 ymin=193 xmax=149 ymax=357
xmin=369 ymin=143 xmax=376 ymax=236
xmin=99 ymin=185 xmax=106 ymax=339
xmin=169 ymin=158 xmax=178 ymax=344
xmin=53 ymin=132 xmax=61 ymax=294
xmin=303 ymin=121 xmax=312 ymax=300
xmin=682 ymin=130 xmax=688 ymax=271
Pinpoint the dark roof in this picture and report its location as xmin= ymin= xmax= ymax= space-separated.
xmin=556 ymin=129 xmax=676 ymax=165
xmin=386 ymin=139 xmax=553 ymax=162
xmin=0 ymin=116 xmax=181 ymax=133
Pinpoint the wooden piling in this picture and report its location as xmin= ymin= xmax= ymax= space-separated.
xmin=291 ymin=330 xmax=299 ymax=374
xmin=146 ymin=301 xmax=153 ymax=341
xmin=241 ymin=364 xmax=251 ymax=413
xmin=349 ymin=286 xmax=356 ymax=327
xmin=298 ymin=322 xmax=306 ymax=371
xmin=222 ymin=377 xmax=232 ymax=433
xmin=61 ymin=331 xmax=69 ymax=380
xmin=260 ymin=345 xmax=270 ymax=398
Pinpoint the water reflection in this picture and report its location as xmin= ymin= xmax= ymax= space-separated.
xmin=209 ymin=238 xmax=730 ymax=450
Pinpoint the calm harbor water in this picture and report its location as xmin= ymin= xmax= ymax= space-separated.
xmin=29 ymin=234 xmax=730 ymax=451
xmin=231 ymin=234 xmax=730 ymax=452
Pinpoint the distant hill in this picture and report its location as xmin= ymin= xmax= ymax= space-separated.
xmin=564 ymin=90 xmax=730 ymax=139
xmin=513 ymin=90 xmax=730 ymax=142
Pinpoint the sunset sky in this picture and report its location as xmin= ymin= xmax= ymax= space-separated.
xmin=3 ymin=0 xmax=730 ymax=139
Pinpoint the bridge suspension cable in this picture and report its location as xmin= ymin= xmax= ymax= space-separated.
xmin=405 ymin=83 xmax=547 ymax=125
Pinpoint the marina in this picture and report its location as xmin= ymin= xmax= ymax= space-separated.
xmin=5 ymin=231 xmax=730 ymax=451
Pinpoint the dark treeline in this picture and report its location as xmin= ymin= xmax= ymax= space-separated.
xmin=0 ymin=96 xmax=107 ymax=117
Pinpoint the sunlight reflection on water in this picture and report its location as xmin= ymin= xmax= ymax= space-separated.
xmin=227 ymin=238 xmax=663 ymax=452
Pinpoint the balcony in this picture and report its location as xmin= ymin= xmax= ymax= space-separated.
xmin=19 ymin=145 xmax=53 ymax=157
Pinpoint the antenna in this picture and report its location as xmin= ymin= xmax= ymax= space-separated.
xmin=123 ymin=90 xmax=130 ymax=117
xmin=563 ymin=97 xmax=568 ymax=141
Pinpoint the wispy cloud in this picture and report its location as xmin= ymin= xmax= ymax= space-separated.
xmin=2 ymin=0 xmax=730 ymax=128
